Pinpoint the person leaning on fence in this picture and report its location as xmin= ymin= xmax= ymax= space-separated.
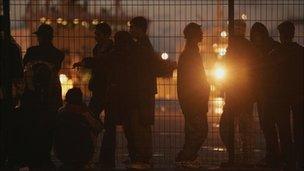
xmin=175 ymin=23 xmax=210 ymax=169
xmin=249 ymin=22 xmax=282 ymax=168
xmin=54 ymin=88 xmax=103 ymax=170
xmin=124 ymin=16 xmax=176 ymax=170
xmin=219 ymin=19 xmax=259 ymax=165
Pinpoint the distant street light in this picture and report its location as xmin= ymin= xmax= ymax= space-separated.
xmin=40 ymin=17 xmax=46 ymax=23
xmin=220 ymin=31 xmax=227 ymax=38
xmin=241 ymin=13 xmax=247 ymax=20
xmin=57 ymin=18 xmax=63 ymax=24
xmin=161 ymin=52 xmax=169 ymax=60
xmin=73 ymin=18 xmax=79 ymax=25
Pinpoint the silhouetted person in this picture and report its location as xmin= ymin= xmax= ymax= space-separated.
xmin=105 ymin=31 xmax=139 ymax=168
xmin=19 ymin=24 xmax=64 ymax=169
xmin=23 ymin=24 xmax=64 ymax=111
xmin=269 ymin=21 xmax=303 ymax=170
xmin=55 ymin=88 xmax=102 ymax=171
xmin=250 ymin=22 xmax=282 ymax=167
xmin=175 ymin=23 xmax=210 ymax=169
xmin=73 ymin=22 xmax=113 ymax=118
xmin=125 ymin=16 xmax=176 ymax=169
xmin=220 ymin=19 xmax=259 ymax=165
xmin=73 ymin=23 xmax=114 ymax=168
xmin=0 ymin=15 xmax=23 ymax=166
xmin=11 ymin=60 xmax=55 ymax=170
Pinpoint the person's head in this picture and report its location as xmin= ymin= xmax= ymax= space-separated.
xmin=129 ymin=16 xmax=148 ymax=39
xmin=234 ymin=19 xmax=246 ymax=37
xmin=277 ymin=21 xmax=295 ymax=44
xmin=33 ymin=24 xmax=54 ymax=45
xmin=114 ymin=31 xmax=134 ymax=48
xmin=65 ymin=88 xmax=83 ymax=105
xmin=250 ymin=22 xmax=269 ymax=47
xmin=95 ymin=22 xmax=112 ymax=44
xmin=183 ymin=22 xmax=203 ymax=44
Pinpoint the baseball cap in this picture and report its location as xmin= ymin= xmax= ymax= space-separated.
xmin=33 ymin=24 xmax=54 ymax=36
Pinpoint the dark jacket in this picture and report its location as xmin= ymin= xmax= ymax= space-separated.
xmin=23 ymin=44 xmax=64 ymax=109
xmin=224 ymin=36 xmax=259 ymax=103
xmin=268 ymin=42 xmax=304 ymax=103
xmin=86 ymin=40 xmax=113 ymax=95
xmin=254 ymin=37 xmax=280 ymax=100
xmin=106 ymin=44 xmax=139 ymax=124
xmin=177 ymin=44 xmax=210 ymax=113
xmin=55 ymin=103 xmax=102 ymax=164
xmin=133 ymin=35 xmax=174 ymax=124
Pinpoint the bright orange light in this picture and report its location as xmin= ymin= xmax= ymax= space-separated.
xmin=60 ymin=74 xmax=73 ymax=98
xmin=214 ymin=67 xmax=225 ymax=80
xmin=218 ymin=48 xmax=227 ymax=56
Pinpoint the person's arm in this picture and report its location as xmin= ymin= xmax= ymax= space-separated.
xmin=23 ymin=48 xmax=32 ymax=67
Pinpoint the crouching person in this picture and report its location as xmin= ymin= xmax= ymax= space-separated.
xmin=54 ymin=88 xmax=103 ymax=170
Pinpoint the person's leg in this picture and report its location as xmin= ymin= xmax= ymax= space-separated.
xmin=220 ymin=98 xmax=235 ymax=164
xmin=239 ymin=103 xmax=254 ymax=163
xmin=259 ymin=101 xmax=280 ymax=164
xmin=99 ymin=110 xmax=116 ymax=168
xmin=176 ymin=104 xmax=208 ymax=162
xmin=291 ymin=101 xmax=303 ymax=169
xmin=122 ymin=117 xmax=136 ymax=162
xmin=130 ymin=112 xmax=152 ymax=163
xmin=276 ymin=103 xmax=294 ymax=169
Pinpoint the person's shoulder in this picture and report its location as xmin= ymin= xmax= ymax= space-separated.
xmin=26 ymin=45 xmax=39 ymax=53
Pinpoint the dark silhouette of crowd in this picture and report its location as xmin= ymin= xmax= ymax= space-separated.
xmin=0 ymin=15 xmax=303 ymax=171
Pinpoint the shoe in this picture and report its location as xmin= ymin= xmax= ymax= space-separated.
xmin=126 ymin=161 xmax=151 ymax=170
xmin=175 ymin=157 xmax=203 ymax=169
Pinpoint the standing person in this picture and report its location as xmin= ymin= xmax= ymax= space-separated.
xmin=23 ymin=24 xmax=64 ymax=110
xmin=0 ymin=15 xmax=23 ymax=166
xmin=271 ymin=21 xmax=303 ymax=170
xmin=175 ymin=23 xmax=210 ymax=169
xmin=21 ymin=24 xmax=64 ymax=169
xmin=220 ymin=19 xmax=259 ymax=165
xmin=126 ymin=16 xmax=176 ymax=169
xmin=249 ymin=22 xmax=281 ymax=167
xmin=73 ymin=23 xmax=115 ymax=168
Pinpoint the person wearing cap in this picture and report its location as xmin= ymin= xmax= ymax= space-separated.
xmin=73 ymin=22 xmax=115 ymax=168
xmin=249 ymin=22 xmax=282 ymax=167
xmin=268 ymin=21 xmax=303 ymax=170
xmin=125 ymin=16 xmax=176 ymax=169
xmin=22 ymin=24 xmax=64 ymax=168
xmin=220 ymin=19 xmax=259 ymax=165
xmin=175 ymin=22 xmax=210 ymax=169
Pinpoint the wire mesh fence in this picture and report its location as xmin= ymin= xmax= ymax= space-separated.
xmin=7 ymin=0 xmax=304 ymax=168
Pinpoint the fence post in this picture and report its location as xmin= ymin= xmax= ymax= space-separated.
xmin=228 ymin=0 xmax=235 ymax=164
